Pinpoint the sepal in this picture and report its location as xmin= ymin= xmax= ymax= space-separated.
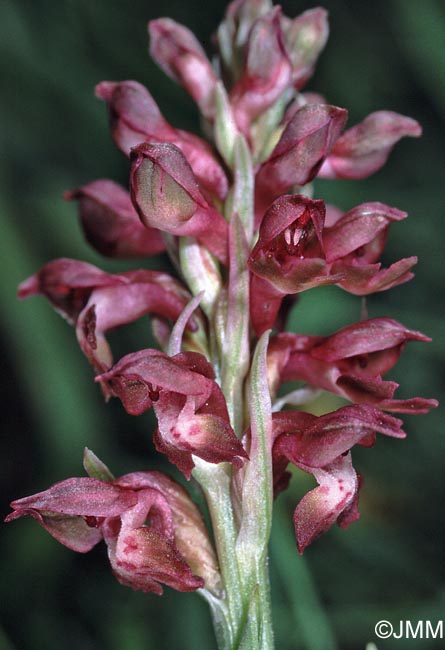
xmin=319 ymin=111 xmax=422 ymax=179
xmin=65 ymin=179 xmax=165 ymax=258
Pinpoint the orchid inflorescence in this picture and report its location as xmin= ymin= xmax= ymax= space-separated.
xmin=6 ymin=1 xmax=437 ymax=647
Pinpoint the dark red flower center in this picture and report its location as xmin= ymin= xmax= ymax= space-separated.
xmin=147 ymin=382 xmax=161 ymax=402
xmin=84 ymin=515 xmax=105 ymax=528
xmin=268 ymin=211 xmax=314 ymax=262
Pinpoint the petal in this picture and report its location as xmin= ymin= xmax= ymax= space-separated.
xmin=319 ymin=111 xmax=422 ymax=179
xmin=120 ymin=471 xmax=220 ymax=593
xmin=153 ymin=382 xmax=246 ymax=478
xmin=98 ymin=350 xmax=213 ymax=404
xmin=5 ymin=477 xmax=138 ymax=553
xmin=334 ymin=257 xmax=417 ymax=295
xmin=17 ymin=258 xmax=124 ymax=324
xmin=65 ymin=178 xmax=165 ymax=258
xmin=7 ymin=477 xmax=137 ymax=517
xmin=106 ymin=492 xmax=205 ymax=594
xmin=310 ymin=318 xmax=432 ymax=362
xmin=109 ymin=525 xmax=204 ymax=594
xmin=274 ymin=404 xmax=405 ymax=469
xmin=323 ymin=202 xmax=407 ymax=263
xmin=175 ymin=412 xmax=247 ymax=469
xmin=274 ymin=320 xmax=436 ymax=413
xmin=76 ymin=270 xmax=195 ymax=372
xmin=5 ymin=508 xmax=103 ymax=552
xmin=338 ymin=375 xmax=438 ymax=414
xmin=293 ymin=454 xmax=359 ymax=553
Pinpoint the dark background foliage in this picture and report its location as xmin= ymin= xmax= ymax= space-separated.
xmin=1 ymin=1 xmax=443 ymax=649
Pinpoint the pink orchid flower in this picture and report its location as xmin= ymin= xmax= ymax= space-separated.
xmin=97 ymin=349 xmax=248 ymax=477
xmin=5 ymin=451 xmax=220 ymax=595
xmin=18 ymin=259 xmax=196 ymax=379
xmin=270 ymin=404 xmax=405 ymax=552
xmin=268 ymin=318 xmax=438 ymax=413
xmin=249 ymin=196 xmax=418 ymax=335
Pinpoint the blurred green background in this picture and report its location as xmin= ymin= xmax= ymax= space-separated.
xmin=1 ymin=1 xmax=443 ymax=649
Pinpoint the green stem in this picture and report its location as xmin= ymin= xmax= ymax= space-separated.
xmin=234 ymin=332 xmax=275 ymax=649
xmin=193 ymin=459 xmax=243 ymax=649
xmin=194 ymin=455 xmax=275 ymax=650
xmin=220 ymin=213 xmax=250 ymax=433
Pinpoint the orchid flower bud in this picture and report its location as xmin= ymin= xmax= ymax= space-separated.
xmin=255 ymin=104 xmax=348 ymax=219
xmin=217 ymin=0 xmax=273 ymax=81
xmin=95 ymin=80 xmax=174 ymax=152
xmin=130 ymin=143 xmax=228 ymax=263
xmin=229 ymin=8 xmax=292 ymax=135
xmin=148 ymin=18 xmax=218 ymax=121
xmin=96 ymin=80 xmax=228 ymax=200
xmin=280 ymin=8 xmax=329 ymax=89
